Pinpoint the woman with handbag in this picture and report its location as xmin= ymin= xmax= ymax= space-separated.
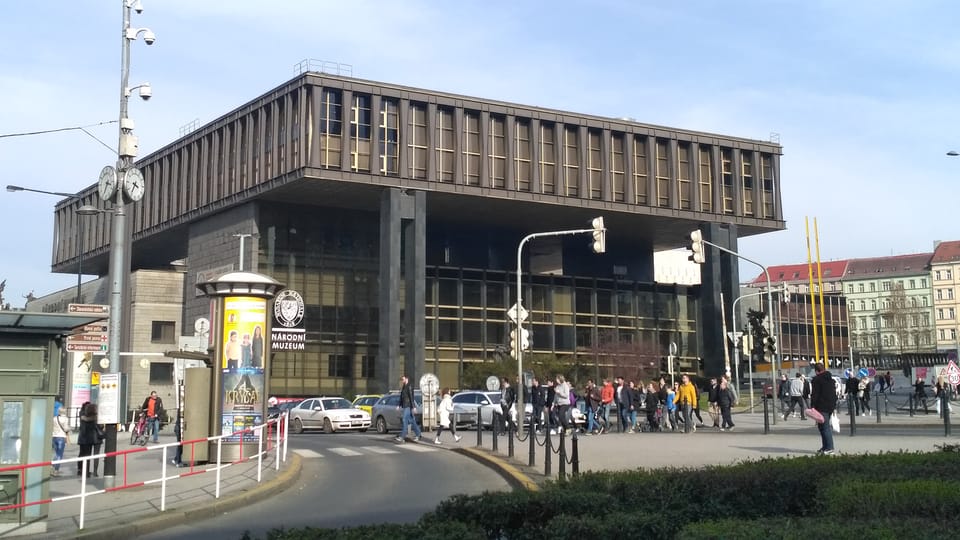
xmin=51 ymin=403 xmax=69 ymax=476
xmin=433 ymin=388 xmax=461 ymax=445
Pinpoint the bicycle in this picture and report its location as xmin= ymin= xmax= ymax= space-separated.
xmin=130 ymin=409 xmax=149 ymax=446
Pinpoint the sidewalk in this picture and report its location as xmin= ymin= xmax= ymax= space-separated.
xmin=460 ymin=407 xmax=957 ymax=487
xmin=8 ymin=431 xmax=301 ymax=540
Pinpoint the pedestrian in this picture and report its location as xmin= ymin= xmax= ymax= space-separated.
xmin=801 ymin=374 xmax=811 ymax=410
xmin=884 ymin=371 xmax=894 ymax=393
xmin=171 ymin=406 xmax=185 ymax=467
xmin=859 ymin=377 xmax=871 ymax=415
xmin=500 ymin=377 xmax=517 ymax=433
xmin=77 ymin=402 xmax=98 ymax=477
xmin=914 ymin=376 xmax=929 ymax=414
xmin=615 ymin=376 xmax=630 ymax=432
xmin=665 ymin=384 xmax=678 ymax=431
xmin=51 ymin=401 xmax=69 ymax=476
xmin=584 ymin=380 xmax=601 ymax=434
xmin=676 ymin=374 xmax=698 ymax=432
xmin=600 ymin=379 xmax=614 ymax=429
xmin=629 ymin=381 xmax=642 ymax=432
xmin=810 ymin=362 xmax=838 ymax=455
xmin=394 ymin=375 xmax=422 ymax=442
xmin=141 ymin=390 xmax=165 ymax=443
xmin=707 ymin=377 xmax=721 ymax=429
xmin=554 ymin=374 xmax=572 ymax=434
xmin=717 ymin=378 xmax=736 ymax=431
xmin=845 ymin=374 xmax=861 ymax=416
xmin=777 ymin=373 xmax=790 ymax=414
xmin=530 ymin=377 xmax=545 ymax=432
xmin=434 ymin=388 xmax=461 ymax=444
xmin=689 ymin=380 xmax=706 ymax=428
xmin=644 ymin=383 xmax=659 ymax=431
xmin=783 ymin=373 xmax=806 ymax=420
xmin=545 ymin=379 xmax=557 ymax=430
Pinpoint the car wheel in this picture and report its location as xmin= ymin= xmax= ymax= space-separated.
xmin=292 ymin=417 xmax=304 ymax=434
xmin=375 ymin=416 xmax=388 ymax=434
xmin=360 ymin=428 xmax=368 ymax=433
xmin=323 ymin=418 xmax=334 ymax=434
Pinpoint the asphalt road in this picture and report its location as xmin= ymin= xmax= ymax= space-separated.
xmin=141 ymin=431 xmax=511 ymax=540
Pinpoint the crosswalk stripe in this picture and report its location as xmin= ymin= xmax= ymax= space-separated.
xmin=396 ymin=443 xmax=438 ymax=452
xmin=293 ymin=449 xmax=324 ymax=458
xmin=327 ymin=447 xmax=363 ymax=457
xmin=359 ymin=446 xmax=399 ymax=455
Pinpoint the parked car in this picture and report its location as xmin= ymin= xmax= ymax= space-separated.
xmin=288 ymin=397 xmax=371 ymax=434
xmin=351 ymin=394 xmax=382 ymax=416
xmin=371 ymin=391 xmax=426 ymax=434
xmin=450 ymin=390 xmax=502 ymax=429
xmin=268 ymin=399 xmax=302 ymax=420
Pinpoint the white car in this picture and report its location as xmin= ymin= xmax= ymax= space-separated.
xmin=289 ymin=397 xmax=371 ymax=434
xmin=451 ymin=390 xmax=503 ymax=429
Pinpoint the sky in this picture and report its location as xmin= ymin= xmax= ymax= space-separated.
xmin=1 ymin=0 xmax=959 ymax=306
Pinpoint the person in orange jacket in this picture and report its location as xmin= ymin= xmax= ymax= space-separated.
xmin=600 ymin=379 xmax=614 ymax=431
xmin=674 ymin=374 xmax=699 ymax=432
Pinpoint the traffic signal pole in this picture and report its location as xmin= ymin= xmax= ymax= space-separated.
xmin=514 ymin=218 xmax=606 ymax=435
xmin=732 ymin=287 xmax=786 ymax=412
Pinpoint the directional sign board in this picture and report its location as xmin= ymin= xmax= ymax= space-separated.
xmin=506 ymin=303 xmax=529 ymax=324
xmin=858 ymin=367 xmax=870 ymax=379
xmin=946 ymin=360 xmax=960 ymax=386
xmin=66 ymin=308 xmax=109 ymax=353
xmin=726 ymin=331 xmax=743 ymax=344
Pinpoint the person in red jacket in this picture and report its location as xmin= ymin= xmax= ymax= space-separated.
xmin=600 ymin=379 xmax=614 ymax=431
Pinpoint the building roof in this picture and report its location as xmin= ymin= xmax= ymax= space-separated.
xmin=843 ymin=252 xmax=933 ymax=280
xmin=748 ymin=260 xmax=849 ymax=286
xmin=931 ymin=240 xmax=960 ymax=265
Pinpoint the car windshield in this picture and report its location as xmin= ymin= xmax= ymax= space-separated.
xmin=321 ymin=398 xmax=352 ymax=410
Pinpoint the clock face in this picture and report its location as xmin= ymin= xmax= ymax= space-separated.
xmin=98 ymin=166 xmax=118 ymax=201
xmin=123 ymin=167 xmax=145 ymax=202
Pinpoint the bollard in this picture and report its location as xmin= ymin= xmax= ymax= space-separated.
xmin=492 ymin=412 xmax=499 ymax=453
xmin=544 ymin=429 xmax=552 ymax=476
xmin=909 ymin=394 xmax=914 ymax=417
xmin=876 ymin=393 xmax=881 ymax=424
xmin=508 ymin=422 xmax=515 ymax=458
xmin=529 ymin=421 xmax=536 ymax=467
xmin=943 ymin=391 xmax=952 ymax=437
xmin=763 ymin=396 xmax=770 ymax=435
xmin=476 ymin=414 xmax=483 ymax=447
xmin=571 ymin=431 xmax=580 ymax=477
xmin=558 ymin=429 xmax=567 ymax=480
xmin=847 ymin=394 xmax=857 ymax=437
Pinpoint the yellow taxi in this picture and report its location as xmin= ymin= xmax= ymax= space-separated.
xmin=351 ymin=394 xmax=382 ymax=416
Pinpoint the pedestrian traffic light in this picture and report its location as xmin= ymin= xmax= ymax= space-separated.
xmin=688 ymin=229 xmax=705 ymax=264
xmin=509 ymin=326 xmax=530 ymax=358
xmin=590 ymin=217 xmax=606 ymax=254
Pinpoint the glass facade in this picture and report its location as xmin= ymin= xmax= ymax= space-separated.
xmin=259 ymin=203 xmax=699 ymax=397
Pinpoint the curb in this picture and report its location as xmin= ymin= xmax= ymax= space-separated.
xmin=74 ymin=453 xmax=303 ymax=540
xmin=453 ymin=447 xmax=540 ymax=492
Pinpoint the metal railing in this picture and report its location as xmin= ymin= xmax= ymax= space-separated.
xmin=0 ymin=413 xmax=289 ymax=531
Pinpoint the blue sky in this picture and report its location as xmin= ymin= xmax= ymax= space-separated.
xmin=1 ymin=0 xmax=958 ymax=305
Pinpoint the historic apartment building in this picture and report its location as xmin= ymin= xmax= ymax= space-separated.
xmin=46 ymin=72 xmax=785 ymax=396
xmin=931 ymin=240 xmax=960 ymax=352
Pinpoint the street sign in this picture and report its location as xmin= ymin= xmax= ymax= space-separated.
xmin=506 ymin=303 xmax=529 ymax=324
xmin=844 ymin=368 xmax=853 ymax=379
xmin=858 ymin=367 xmax=869 ymax=378
xmin=726 ymin=331 xmax=743 ymax=344
xmin=68 ymin=334 xmax=108 ymax=343
xmin=98 ymin=373 xmax=121 ymax=424
xmin=66 ymin=343 xmax=108 ymax=352
xmin=67 ymin=303 xmax=109 ymax=315
xmin=946 ymin=360 xmax=960 ymax=386
xmin=669 ymin=341 xmax=678 ymax=356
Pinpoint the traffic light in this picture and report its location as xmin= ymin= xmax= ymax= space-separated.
xmin=590 ymin=217 xmax=606 ymax=254
xmin=660 ymin=357 xmax=668 ymax=373
xmin=509 ymin=326 xmax=531 ymax=358
xmin=764 ymin=336 xmax=777 ymax=359
xmin=688 ymin=229 xmax=705 ymax=264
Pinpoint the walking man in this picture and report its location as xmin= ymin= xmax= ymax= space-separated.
xmin=676 ymin=374 xmax=698 ymax=433
xmin=394 ymin=375 xmax=422 ymax=442
xmin=707 ymin=377 xmax=721 ymax=430
xmin=500 ymin=377 xmax=517 ymax=433
xmin=530 ymin=377 xmax=545 ymax=431
xmin=810 ymin=362 xmax=838 ymax=455
xmin=783 ymin=373 xmax=806 ymax=420
xmin=141 ymin=391 xmax=165 ymax=444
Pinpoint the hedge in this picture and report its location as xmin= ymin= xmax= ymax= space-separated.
xmin=677 ymin=517 xmax=959 ymax=540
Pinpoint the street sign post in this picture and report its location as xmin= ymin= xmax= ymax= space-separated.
xmin=66 ymin=312 xmax=110 ymax=353
xmin=506 ymin=303 xmax=529 ymax=324
xmin=946 ymin=360 xmax=960 ymax=386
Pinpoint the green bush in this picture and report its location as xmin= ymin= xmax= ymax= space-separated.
xmin=823 ymin=479 xmax=960 ymax=518
xmin=247 ymin=520 xmax=486 ymax=540
xmin=677 ymin=517 xmax=958 ymax=540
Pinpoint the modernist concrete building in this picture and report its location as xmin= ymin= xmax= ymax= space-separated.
xmin=930 ymin=240 xmax=960 ymax=353
xmin=48 ymin=72 xmax=784 ymax=396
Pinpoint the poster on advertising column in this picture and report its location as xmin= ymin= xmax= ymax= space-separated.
xmin=221 ymin=296 xmax=266 ymax=442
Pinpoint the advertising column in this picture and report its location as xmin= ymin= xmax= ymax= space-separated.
xmin=220 ymin=296 xmax=267 ymax=442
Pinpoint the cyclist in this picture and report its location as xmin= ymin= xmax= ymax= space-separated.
xmin=141 ymin=391 xmax=165 ymax=443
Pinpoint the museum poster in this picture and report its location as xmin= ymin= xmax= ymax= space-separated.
xmin=220 ymin=295 xmax=266 ymax=442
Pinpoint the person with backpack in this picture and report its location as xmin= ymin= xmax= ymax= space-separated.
xmin=584 ymin=380 xmax=602 ymax=434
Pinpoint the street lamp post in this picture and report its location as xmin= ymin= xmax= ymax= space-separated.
xmin=99 ymin=0 xmax=155 ymax=488
xmin=513 ymin=218 xmax=606 ymax=435
xmin=732 ymin=286 xmax=787 ymax=411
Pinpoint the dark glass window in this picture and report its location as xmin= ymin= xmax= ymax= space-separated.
xmin=328 ymin=354 xmax=351 ymax=377
xmin=149 ymin=362 xmax=174 ymax=385
xmin=151 ymin=321 xmax=176 ymax=344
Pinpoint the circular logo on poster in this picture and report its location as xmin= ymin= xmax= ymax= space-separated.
xmin=274 ymin=289 xmax=305 ymax=328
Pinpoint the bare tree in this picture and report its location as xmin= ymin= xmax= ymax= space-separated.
xmin=882 ymin=283 xmax=934 ymax=354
